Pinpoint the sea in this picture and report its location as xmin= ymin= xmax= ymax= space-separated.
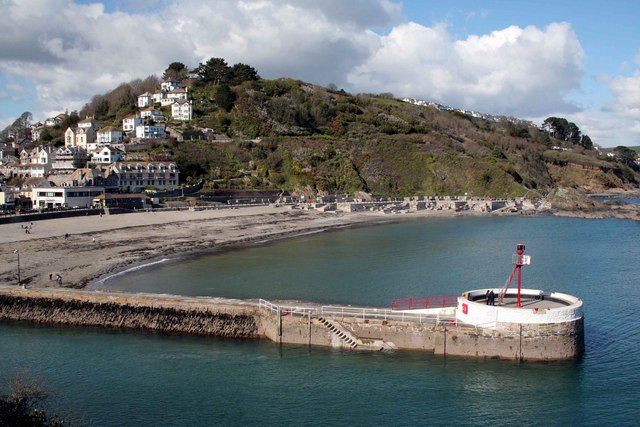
xmin=2 ymin=215 xmax=640 ymax=426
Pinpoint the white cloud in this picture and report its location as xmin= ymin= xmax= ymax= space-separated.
xmin=609 ymin=71 xmax=640 ymax=120
xmin=0 ymin=0 xmax=400 ymax=120
xmin=347 ymin=21 xmax=585 ymax=117
xmin=5 ymin=82 xmax=25 ymax=93
xmin=1 ymin=0 xmax=634 ymax=147
xmin=601 ymin=71 xmax=640 ymax=144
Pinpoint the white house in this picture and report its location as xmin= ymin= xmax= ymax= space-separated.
xmin=161 ymin=80 xmax=180 ymax=91
xmin=151 ymin=92 xmax=164 ymax=104
xmin=135 ymin=124 xmax=166 ymax=139
xmin=138 ymin=92 xmax=153 ymax=108
xmin=65 ymin=126 xmax=96 ymax=149
xmin=160 ymin=88 xmax=188 ymax=106
xmin=91 ymin=146 xmax=125 ymax=164
xmin=110 ymin=161 xmax=179 ymax=191
xmin=32 ymin=186 xmax=105 ymax=209
xmin=52 ymin=146 xmax=87 ymax=171
xmin=140 ymin=109 xmax=165 ymax=122
xmin=18 ymin=145 xmax=56 ymax=177
xmin=77 ymin=116 xmax=100 ymax=130
xmin=96 ymin=126 xmax=124 ymax=144
xmin=171 ymin=99 xmax=193 ymax=121
xmin=168 ymin=87 xmax=188 ymax=101
xmin=31 ymin=125 xmax=44 ymax=142
xmin=122 ymin=114 xmax=145 ymax=133
xmin=44 ymin=113 xmax=67 ymax=127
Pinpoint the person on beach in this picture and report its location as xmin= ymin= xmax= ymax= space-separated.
xmin=489 ymin=290 xmax=495 ymax=306
xmin=486 ymin=290 xmax=490 ymax=305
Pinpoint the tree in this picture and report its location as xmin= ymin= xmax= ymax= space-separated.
xmin=614 ymin=146 xmax=638 ymax=168
xmin=196 ymin=57 xmax=231 ymax=85
xmin=61 ymin=111 xmax=80 ymax=129
xmin=215 ymin=84 xmax=236 ymax=112
xmin=0 ymin=376 xmax=67 ymax=426
xmin=231 ymin=63 xmax=260 ymax=85
xmin=543 ymin=117 xmax=569 ymax=140
xmin=543 ymin=117 xmax=584 ymax=146
xmin=1 ymin=111 xmax=32 ymax=140
xmin=580 ymin=135 xmax=593 ymax=150
xmin=163 ymin=62 xmax=188 ymax=81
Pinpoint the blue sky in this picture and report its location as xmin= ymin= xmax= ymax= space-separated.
xmin=1 ymin=0 xmax=639 ymax=147
xmin=402 ymin=0 xmax=639 ymax=108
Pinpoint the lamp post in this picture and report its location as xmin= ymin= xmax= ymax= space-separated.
xmin=13 ymin=249 xmax=22 ymax=289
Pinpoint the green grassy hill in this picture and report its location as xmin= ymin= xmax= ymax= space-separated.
xmin=77 ymin=71 xmax=640 ymax=197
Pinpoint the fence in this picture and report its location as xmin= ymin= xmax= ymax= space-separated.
xmin=258 ymin=299 xmax=457 ymax=325
xmin=391 ymin=295 xmax=460 ymax=310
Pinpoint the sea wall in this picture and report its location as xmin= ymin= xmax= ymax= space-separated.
xmin=0 ymin=288 xmax=584 ymax=361
xmin=264 ymin=312 xmax=584 ymax=361
xmin=0 ymin=292 xmax=261 ymax=339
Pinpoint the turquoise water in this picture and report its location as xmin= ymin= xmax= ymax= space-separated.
xmin=2 ymin=216 xmax=640 ymax=426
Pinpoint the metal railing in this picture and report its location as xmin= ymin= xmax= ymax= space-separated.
xmin=258 ymin=299 xmax=315 ymax=317
xmin=258 ymin=299 xmax=457 ymax=325
xmin=391 ymin=295 xmax=460 ymax=310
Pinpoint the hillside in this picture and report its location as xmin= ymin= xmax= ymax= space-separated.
xmin=68 ymin=65 xmax=640 ymax=198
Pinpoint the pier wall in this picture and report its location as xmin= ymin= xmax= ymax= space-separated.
xmin=265 ymin=312 xmax=584 ymax=361
xmin=0 ymin=288 xmax=584 ymax=361
xmin=0 ymin=291 xmax=262 ymax=339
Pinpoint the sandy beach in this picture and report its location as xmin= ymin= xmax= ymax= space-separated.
xmin=2 ymin=197 xmax=638 ymax=291
xmin=0 ymin=206 xmax=463 ymax=289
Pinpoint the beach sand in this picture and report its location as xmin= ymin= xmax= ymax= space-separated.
xmin=0 ymin=206 xmax=459 ymax=289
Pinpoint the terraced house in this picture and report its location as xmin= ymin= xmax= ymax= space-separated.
xmin=110 ymin=162 xmax=179 ymax=192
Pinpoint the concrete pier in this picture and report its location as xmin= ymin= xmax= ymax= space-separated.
xmin=0 ymin=286 xmax=584 ymax=361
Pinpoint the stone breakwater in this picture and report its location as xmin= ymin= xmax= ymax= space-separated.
xmin=0 ymin=290 xmax=260 ymax=339
xmin=0 ymin=287 xmax=583 ymax=361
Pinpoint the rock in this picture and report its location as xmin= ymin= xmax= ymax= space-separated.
xmin=545 ymin=187 xmax=596 ymax=211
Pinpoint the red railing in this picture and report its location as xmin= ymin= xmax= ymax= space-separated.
xmin=391 ymin=295 xmax=461 ymax=310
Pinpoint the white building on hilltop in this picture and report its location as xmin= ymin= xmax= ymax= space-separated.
xmin=123 ymin=114 xmax=145 ymax=133
xmin=138 ymin=92 xmax=153 ymax=108
xmin=140 ymin=109 xmax=165 ymax=122
xmin=96 ymin=126 xmax=123 ymax=144
xmin=135 ymin=124 xmax=166 ymax=139
xmin=91 ymin=146 xmax=125 ymax=164
xmin=171 ymin=99 xmax=193 ymax=121
xmin=64 ymin=126 xmax=96 ymax=149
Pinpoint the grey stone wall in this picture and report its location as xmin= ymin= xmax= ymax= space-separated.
xmin=0 ymin=294 xmax=260 ymax=338
xmin=0 ymin=290 xmax=584 ymax=361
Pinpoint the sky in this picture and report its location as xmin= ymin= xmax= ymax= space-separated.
xmin=1 ymin=0 xmax=639 ymax=147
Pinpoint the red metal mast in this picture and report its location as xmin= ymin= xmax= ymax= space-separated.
xmin=499 ymin=242 xmax=530 ymax=308
xmin=515 ymin=242 xmax=525 ymax=308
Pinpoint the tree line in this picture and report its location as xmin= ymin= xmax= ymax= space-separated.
xmin=542 ymin=117 xmax=593 ymax=149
